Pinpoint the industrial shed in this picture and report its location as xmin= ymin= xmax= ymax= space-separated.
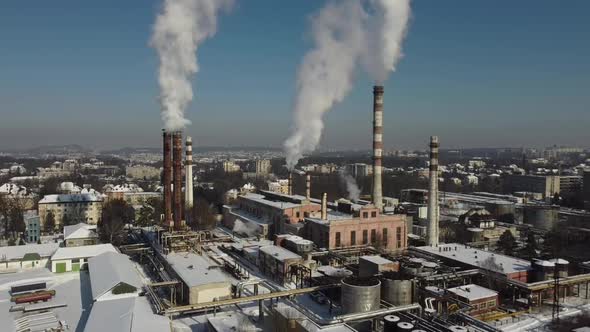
xmin=51 ymin=243 xmax=117 ymax=273
xmin=165 ymin=252 xmax=232 ymax=305
xmin=0 ymin=242 xmax=59 ymax=271
xmin=88 ymin=251 xmax=143 ymax=301
xmin=84 ymin=296 xmax=171 ymax=332
xmin=258 ymin=245 xmax=303 ymax=284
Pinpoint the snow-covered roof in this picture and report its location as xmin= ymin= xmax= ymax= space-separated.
xmin=0 ymin=183 xmax=31 ymax=196
xmin=39 ymin=193 xmax=103 ymax=204
xmin=259 ymin=245 xmax=302 ymax=262
xmin=88 ymin=252 xmax=142 ymax=301
xmin=165 ymin=252 xmax=229 ymax=288
xmin=51 ymin=244 xmax=117 ymax=261
xmin=360 ymin=255 xmax=394 ymax=265
xmin=447 ymin=284 xmax=497 ymax=301
xmin=64 ymin=223 xmax=98 ymax=240
xmin=84 ymin=296 xmax=170 ymax=332
xmin=0 ymin=242 xmax=60 ymax=261
xmin=103 ymin=183 xmax=144 ymax=193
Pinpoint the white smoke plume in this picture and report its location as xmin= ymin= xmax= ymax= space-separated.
xmin=233 ymin=219 xmax=260 ymax=237
xmin=151 ymin=0 xmax=233 ymax=131
xmin=284 ymin=0 xmax=411 ymax=170
xmin=339 ymin=170 xmax=361 ymax=201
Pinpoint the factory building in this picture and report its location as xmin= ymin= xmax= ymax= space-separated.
xmin=50 ymin=243 xmax=117 ymax=273
xmin=446 ymin=284 xmax=499 ymax=316
xmin=504 ymin=174 xmax=562 ymax=201
xmin=258 ymin=245 xmax=304 ymax=284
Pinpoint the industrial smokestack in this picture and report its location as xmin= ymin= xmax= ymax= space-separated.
xmin=321 ymin=193 xmax=328 ymax=220
xmin=306 ymin=173 xmax=311 ymax=200
xmin=173 ymin=131 xmax=183 ymax=230
xmin=372 ymin=85 xmax=384 ymax=211
xmin=163 ymin=130 xmax=173 ymax=229
xmin=288 ymin=172 xmax=293 ymax=196
xmin=185 ymin=136 xmax=194 ymax=226
xmin=427 ymin=136 xmax=440 ymax=247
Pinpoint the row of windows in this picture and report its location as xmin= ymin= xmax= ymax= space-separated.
xmin=361 ymin=211 xmax=378 ymax=218
xmin=335 ymin=226 xmax=403 ymax=247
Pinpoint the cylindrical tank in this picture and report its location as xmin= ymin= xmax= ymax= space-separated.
xmin=383 ymin=315 xmax=400 ymax=332
xmin=549 ymin=258 xmax=569 ymax=278
xmin=397 ymin=322 xmax=414 ymax=331
xmin=448 ymin=326 xmax=468 ymax=332
xmin=381 ymin=273 xmax=413 ymax=306
xmin=523 ymin=205 xmax=559 ymax=230
xmin=341 ymin=277 xmax=381 ymax=314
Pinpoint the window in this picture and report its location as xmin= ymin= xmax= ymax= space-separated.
xmin=396 ymin=227 xmax=402 ymax=248
xmin=487 ymin=300 xmax=496 ymax=308
xmin=382 ymin=228 xmax=388 ymax=245
xmin=296 ymin=211 xmax=300 ymax=218
xmin=351 ymin=231 xmax=356 ymax=245
xmin=335 ymin=232 xmax=341 ymax=247
xmin=362 ymin=230 xmax=368 ymax=244
xmin=371 ymin=211 xmax=377 ymax=218
xmin=370 ymin=229 xmax=377 ymax=243
xmin=362 ymin=212 xmax=368 ymax=218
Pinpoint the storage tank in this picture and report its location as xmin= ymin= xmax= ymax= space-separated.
xmin=272 ymin=303 xmax=302 ymax=332
xmin=549 ymin=258 xmax=569 ymax=278
xmin=397 ymin=322 xmax=414 ymax=331
xmin=381 ymin=272 xmax=413 ymax=306
xmin=523 ymin=205 xmax=559 ymax=230
xmin=532 ymin=260 xmax=555 ymax=281
xmin=341 ymin=277 xmax=381 ymax=314
xmin=383 ymin=315 xmax=400 ymax=332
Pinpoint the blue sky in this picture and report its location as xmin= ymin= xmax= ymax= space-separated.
xmin=0 ymin=0 xmax=588 ymax=150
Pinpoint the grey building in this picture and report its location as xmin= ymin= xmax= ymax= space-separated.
xmin=584 ymin=171 xmax=590 ymax=209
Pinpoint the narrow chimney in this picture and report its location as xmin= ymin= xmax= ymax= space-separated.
xmin=172 ymin=131 xmax=183 ymax=230
xmin=372 ymin=86 xmax=384 ymax=211
xmin=427 ymin=136 xmax=440 ymax=246
xmin=321 ymin=193 xmax=328 ymax=220
xmin=185 ymin=136 xmax=193 ymax=227
xmin=163 ymin=130 xmax=173 ymax=229
xmin=288 ymin=172 xmax=293 ymax=196
xmin=306 ymin=173 xmax=311 ymax=200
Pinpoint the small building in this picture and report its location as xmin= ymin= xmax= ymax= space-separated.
xmin=447 ymin=284 xmax=498 ymax=316
xmin=0 ymin=242 xmax=59 ymax=271
xmin=24 ymin=211 xmax=41 ymax=243
xmin=50 ymin=243 xmax=117 ymax=273
xmin=358 ymin=255 xmax=399 ymax=278
xmin=165 ymin=252 xmax=232 ymax=305
xmin=258 ymin=245 xmax=303 ymax=284
xmin=88 ymin=251 xmax=142 ymax=302
xmin=84 ymin=296 xmax=171 ymax=332
xmin=64 ymin=223 xmax=99 ymax=247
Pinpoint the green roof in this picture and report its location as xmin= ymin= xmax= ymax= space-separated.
xmin=23 ymin=253 xmax=41 ymax=261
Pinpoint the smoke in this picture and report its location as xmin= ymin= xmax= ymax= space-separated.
xmin=339 ymin=170 xmax=361 ymax=201
xmin=151 ymin=0 xmax=233 ymax=131
xmin=233 ymin=219 xmax=260 ymax=237
xmin=284 ymin=0 xmax=411 ymax=170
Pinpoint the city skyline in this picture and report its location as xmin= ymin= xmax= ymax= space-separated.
xmin=1 ymin=0 xmax=589 ymax=151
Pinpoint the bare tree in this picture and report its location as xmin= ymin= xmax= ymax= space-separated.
xmin=98 ymin=199 xmax=133 ymax=245
xmin=45 ymin=211 xmax=56 ymax=233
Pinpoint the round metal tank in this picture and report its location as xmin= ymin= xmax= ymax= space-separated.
xmin=401 ymin=262 xmax=422 ymax=276
xmin=397 ymin=322 xmax=414 ymax=331
xmin=381 ymin=274 xmax=413 ymax=306
xmin=383 ymin=315 xmax=400 ymax=332
xmin=523 ymin=205 xmax=559 ymax=230
xmin=341 ymin=277 xmax=381 ymax=314
xmin=448 ymin=326 xmax=468 ymax=332
xmin=549 ymin=258 xmax=569 ymax=278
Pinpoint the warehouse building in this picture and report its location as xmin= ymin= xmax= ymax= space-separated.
xmin=51 ymin=243 xmax=117 ymax=273
xmin=0 ymin=242 xmax=59 ymax=271
xmin=88 ymin=251 xmax=143 ymax=302
xmin=447 ymin=284 xmax=499 ymax=316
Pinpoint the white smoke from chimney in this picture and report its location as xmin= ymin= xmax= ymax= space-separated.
xmin=284 ymin=0 xmax=411 ymax=170
xmin=151 ymin=0 xmax=233 ymax=131
xmin=339 ymin=170 xmax=361 ymax=201
xmin=233 ymin=219 xmax=260 ymax=237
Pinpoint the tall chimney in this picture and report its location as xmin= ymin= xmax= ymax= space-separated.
xmin=288 ymin=172 xmax=293 ymax=196
xmin=172 ymin=131 xmax=183 ymax=230
xmin=185 ymin=136 xmax=194 ymax=226
xmin=163 ymin=130 xmax=173 ymax=229
xmin=306 ymin=173 xmax=311 ymax=200
xmin=427 ymin=136 xmax=440 ymax=247
xmin=372 ymin=86 xmax=384 ymax=211
xmin=321 ymin=193 xmax=328 ymax=220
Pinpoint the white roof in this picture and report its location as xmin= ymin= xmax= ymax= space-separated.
xmin=39 ymin=193 xmax=103 ymax=204
xmin=84 ymin=296 xmax=170 ymax=332
xmin=360 ymin=255 xmax=394 ymax=265
xmin=415 ymin=243 xmax=532 ymax=275
xmin=165 ymin=252 xmax=229 ymax=288
xmin=64 ymin=223 xmax=98 ymax=240
xmin=447 ymin=284 xmax=497 ymax=301
xmin=88 ymin=252 xmax=143 ymax=301
xmin=51 ymin=243 xmax=117 ymax=261
xmin=259 ymin=246 xmax=302 ymax=261
xmin=0 ymin=242 xmax=59 ymax=261
xmin=241 ymin=192 xmax=301 ymax=209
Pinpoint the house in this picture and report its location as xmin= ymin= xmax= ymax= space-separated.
xmin=88 ymin=252 xmax=142 ymax=302
xmin=0 ymin=242 xmax=60 ymax=271
xmin=24 ymin=211 xmax=41 ymax=243
xmin=63 ymin=223 xmax=99 ymax=247
xmin=50 ymin=243 xmax=117 ymax=273
xmin=447 ymin=284 xmax=499 ymax=316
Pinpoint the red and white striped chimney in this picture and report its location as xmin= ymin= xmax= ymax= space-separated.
xmin=163 ymin=130 xmax=173 ymax=229
xmin=372 ymin=86 xmax=384 ymax=211
xmin=172 ymin=131 xmax=183 ymax=230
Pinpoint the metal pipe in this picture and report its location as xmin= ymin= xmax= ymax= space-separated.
xmin=185 ymin=136 xmax=193 ymax=226
xmin=372 ymin=85 xmax=384 ymax=211
xmin=163 ymin=130 xmax=173 ymax=229
xmin=427 ymin=135 xmax=439 ymax=246
xmin=321 ymin=193 xmax=328 ymax=220
xmin=173 ymin=131 xmax=183 ymax=230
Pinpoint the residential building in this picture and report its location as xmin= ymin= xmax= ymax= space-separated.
xmin=38 ymin=193 xmax=104 ymax=227
xmin=222 ymin=161 xmax=241 ymax=173
xmin=64 ymin=223 xmax=99 ymax=247
xmin=126 ymin=165 xmax=161 ymax=179
xmin=24 ymin=211 xmax=41 ymax=243
xmin=255 ymin=159 xmax=271 ymax=175
xmin=504 ymin=175 xmax=560 ymax=200
xmin=345 ymin=163 xmax=373 ymax=177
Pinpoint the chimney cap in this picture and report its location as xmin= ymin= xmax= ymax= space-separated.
xmin=373 ymin=85 xmax=384 ymax=93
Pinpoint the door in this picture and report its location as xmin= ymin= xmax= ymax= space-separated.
xmin=55 ymin=262 xmax=66 ymax=273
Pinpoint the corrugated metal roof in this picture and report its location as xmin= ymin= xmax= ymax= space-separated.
xmin=88 ymin=252 xmax=142 ymax=301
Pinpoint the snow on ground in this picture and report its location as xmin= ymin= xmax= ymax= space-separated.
xmin=500 ymin=296 xmax=590 ymax=331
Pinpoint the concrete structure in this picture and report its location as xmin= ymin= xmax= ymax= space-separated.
xmin=24 ymin=211 xmax=40 ymax=243
xmin=447 ymin=284 xmax=498 ymax=316
xmin=358 ymin=255 xmax=399 ymax=278
xmin=165 ymin=252 xmax=232 ymax=305
xmin=173 ymin=131 xmax=183 ymax=230
xmin=504 ymin=174 xmax=560 ymax=200
xmin=427 ymin=136 xmax=440 ymax=247
xmin=258 ymin=245 xmax=303 ymax=284
xmin=585 ymin=171 xmax=590 ymax=209
xmin=88 ymin=251 xmax=142 ymax=302
xmin=163 ymin=130 xmax=173 ymax=229
xmin=185 ymin=136 xmax=194 ymax=225
xmin=222 ymin=161 xmax=241 ymax=173
xmin=345 ymin=163 xmax=373 ymax=178
xmin=50 ymin=243 xmax=117 ymax=273
xmin=306 ymin=206 xmax=408 ymax=251
xmin=372 ymin=85 xmax=384 ymax=211
xmin=0 ymin=242 xmax=59 ymax=271
xmin=125 ymin=165 xmax=160 ymax=179
xmin=38 ymin=193 xmax=104 ymax=228
xmin=63 ymin=223 xmax=98 ymax=247
xmin=255 ymin=159 xmax=271 ymax=175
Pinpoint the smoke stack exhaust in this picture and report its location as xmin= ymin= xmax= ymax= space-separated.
xmin=321 ymin=193 xmax=328 ymax=220
xmin=427 ymin=136 xmax=440 ymax=246
xmin=306 ymin=173 xmax=311 ymax=200
xmin=372 ymin=85 xmax=384 ymax=211
xmin=185 ymin=136 xmax=193 ymax=226
xmin=288 ymin=172 xmax=293 ymax=196
xmin=163 ymin=130 xmax=173 ymax=229
xmin=172 ymin=131 xmax=183 ymax=230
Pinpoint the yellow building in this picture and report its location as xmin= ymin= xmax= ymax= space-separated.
xmin=38 ymin=193 xmax=104 ymax=229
